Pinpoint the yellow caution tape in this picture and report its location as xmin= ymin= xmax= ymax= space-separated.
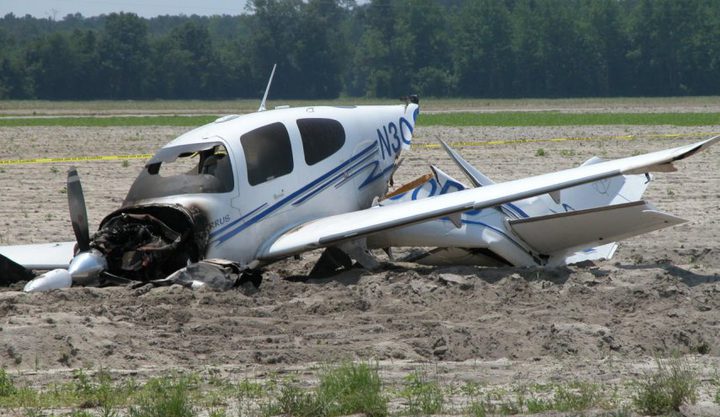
xmin=0 ymin=154 xmax=152 ymax=166
xmin=1 ymin=131 xmax=717 ymax=165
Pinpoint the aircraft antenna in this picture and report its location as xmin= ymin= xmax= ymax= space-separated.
xmin=258 ymin=63 xmax=277 ymax=112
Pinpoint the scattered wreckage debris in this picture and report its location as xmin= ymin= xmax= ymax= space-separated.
xmin=21 ymin=259 xmax=256 ymax=293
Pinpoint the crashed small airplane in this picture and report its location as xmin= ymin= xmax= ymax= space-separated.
xmin=0 ymin=72 xmax=717 ymax=290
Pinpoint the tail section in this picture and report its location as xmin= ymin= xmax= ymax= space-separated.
xmin=400 ymin=96 xmax=420 ymax=150
xmin=375 ymin=140 xmax=687 ymax=267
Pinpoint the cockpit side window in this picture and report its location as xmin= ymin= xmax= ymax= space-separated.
xmin=240 ymin=122 xmax=294 ymax=186
xmin=123 ymin=143 xmax=233 ymax=205
xmin=297 ymin=118 xmax=346 ymax=165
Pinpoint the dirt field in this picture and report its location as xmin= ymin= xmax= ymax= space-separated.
xmin=0 ymin=106 xmax=719 ymax=415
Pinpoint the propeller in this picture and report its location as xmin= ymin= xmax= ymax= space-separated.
xmin=67 ymin=167 xmax=90 ymax=252
xmin=65 ymin=167 xmax=106 ymax=284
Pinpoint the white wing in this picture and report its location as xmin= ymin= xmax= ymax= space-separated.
xmin=0 ymin=242 xmax=76 ymax=269
xmin=260 ymin=136 xmax=718 ymax=260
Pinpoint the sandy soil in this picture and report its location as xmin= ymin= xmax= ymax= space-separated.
xmin=0 ymin=110 xmax=719 ymax=414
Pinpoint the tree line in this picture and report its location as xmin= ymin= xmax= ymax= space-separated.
xmin=1 ymin=0 xmax=719 ymax=100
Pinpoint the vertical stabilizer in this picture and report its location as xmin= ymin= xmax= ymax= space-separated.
xmin=438 ymin=139 xmax=494 ymax=187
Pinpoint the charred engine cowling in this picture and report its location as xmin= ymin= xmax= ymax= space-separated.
xmin=90 ymin=204 xmax=209 ymax=281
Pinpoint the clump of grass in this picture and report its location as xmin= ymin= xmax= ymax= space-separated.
xmin=400 ymin=370 xmax=444 ymax=415
xmin=632 ymin=356 xmax=698 ymax=415
xmin=467 ymin=400 xmax=489 ymax=417
xmin=276 ymin=362 xmax=387 ymax=417
xmin=535 ymin=148 xmax=547 ymax=157
xmin=277 ymin=382 xmax=319 ymax=417
xmin=0 ymin=368 xmax=137 ymax=411
xmin=128 ymin=375 xmax=197 ymax=417
xmin=317 ymin=361 xmax=387 ymax=417
xmin=0 ymin=369 xmax=17 ymax=397
xmin=524 ymin=382 xmax=600 ymax=413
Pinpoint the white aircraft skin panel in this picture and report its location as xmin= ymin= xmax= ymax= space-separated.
xmin=261 ymin=136 xmax=719 ymax=260
xmin=556 ymin=243 xmax=618 ymax=266
xmin=0 ymin=242 xmax=76 ymax=269
xmin=509 ymin=201 xmax=686 ymax=254
xmin=511 ymin=172 xmax=651 ymax=217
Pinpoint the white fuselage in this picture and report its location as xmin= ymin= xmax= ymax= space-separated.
xmin=123 ymin=104 xmax=419 ymax=267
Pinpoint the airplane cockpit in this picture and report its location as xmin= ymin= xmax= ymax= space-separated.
xmin=123 ymin=142 xmax=234 ymax=206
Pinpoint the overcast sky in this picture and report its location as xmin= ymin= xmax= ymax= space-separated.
xmin=0 ymin=0 xmax=250 ymax=19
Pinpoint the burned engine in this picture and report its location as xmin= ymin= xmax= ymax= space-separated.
xmin=90 ymin=204 xmax=208 ymax=281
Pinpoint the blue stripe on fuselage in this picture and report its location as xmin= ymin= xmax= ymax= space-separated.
xmin=293 ymin=151 xmax=377 ymax=206
xmin=213 ymin=142 xmax=379 ymax=245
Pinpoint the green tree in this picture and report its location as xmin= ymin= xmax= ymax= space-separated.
xmin=586 ymin=0 xmax=631 ymax=96
xmin=150 ymin=21 xmax=217 ymax=98
xmin=0 ymin=28 xmax=31 ymax=98
xmin=452 ymin=0 xmax=514 ymax=97
xmin=68 ymin=29 xmax=102 ymax=99
xmin=246 ymin=0 xmax=304 ymax=98
xmin=97 ymin=12 xmax=150 ymax=98
xmin=626 ymin=0 xmax=712 ymax=95
xmin=399 ymin=0 xmax=452 ymax=96
xmin=511 ymin=0 xmax=603 ymax=97
xmin=293 ymin=0 xmax=347 ymax=98
xmin=349 ymin=0 xmax=451 ymax=97
xmin=27 ymin=32 xmax=82 ymax=99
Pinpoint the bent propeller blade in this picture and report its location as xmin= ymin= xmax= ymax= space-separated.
xmin=67 ymin=167 xmax=90 ymax=252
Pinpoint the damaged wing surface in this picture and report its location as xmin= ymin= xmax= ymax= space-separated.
xmin=260 ymin=136 xmax=718 ymax=260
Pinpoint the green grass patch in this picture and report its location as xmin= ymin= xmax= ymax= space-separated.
xmin=399 ymin=370 xmax=444 ymax=415
xmin=0 ymin=361 xmax=700 ymax=416
xmin=316 ymin=361 xmax=387 ymax=417
xmin=419 ymin=111 xmax=720 ymax=127
xmin=0 ymin=110 xmax=719 ymax=127
xmin=632 ymin=356 xmax=699 ymax=415
xmin=523 ymin=382 xmax=601 ymax=413
xmin=276 ymin=362 xmax=388 ymax=417
xmin=128 ymin=375 xmax=197 ymax=417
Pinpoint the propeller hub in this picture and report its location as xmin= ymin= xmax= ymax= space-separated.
xmin=68 ymin=250 xmax=107 ymax=285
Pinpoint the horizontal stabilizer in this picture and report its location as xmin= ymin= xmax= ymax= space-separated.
xmin=509 ymin=201 xmax=685 ymax=255
xmin=0 ymin=242 xmax=75 ymax=270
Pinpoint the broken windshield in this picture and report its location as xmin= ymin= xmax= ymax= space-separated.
xmin=124 ymin=142 xmax=234 ymax=205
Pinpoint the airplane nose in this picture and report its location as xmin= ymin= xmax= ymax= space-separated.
xmin=67 ymin=249 xmax=107 ymax=285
